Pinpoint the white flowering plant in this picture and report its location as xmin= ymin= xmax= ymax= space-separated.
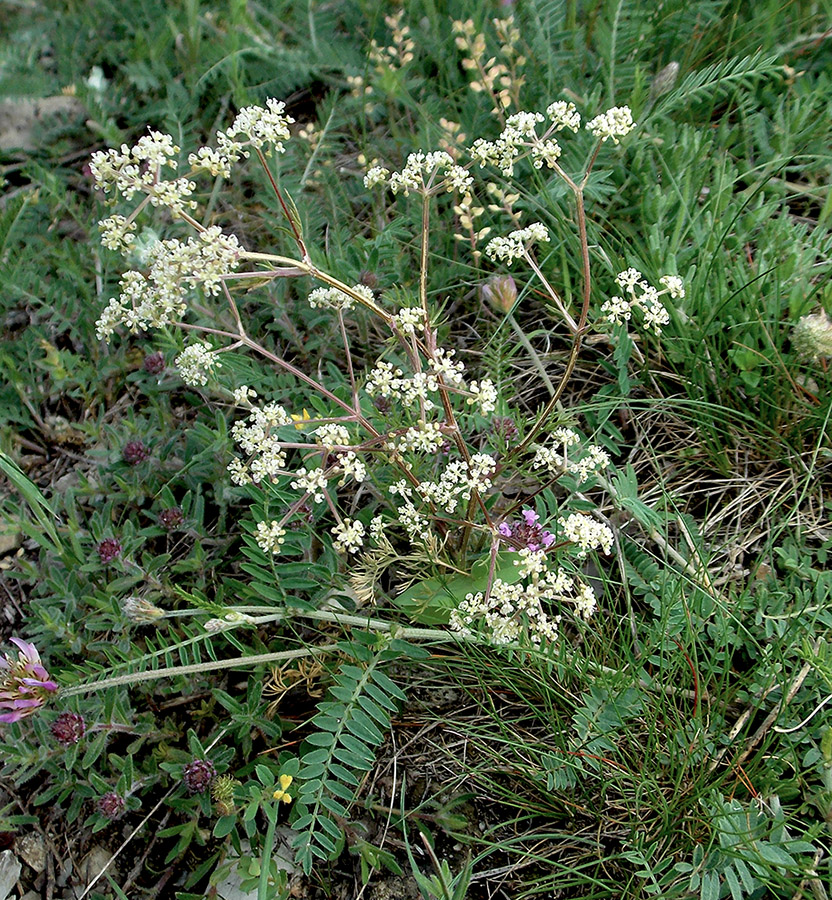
xmin=89 ymin=92 xmax=685 ymax=653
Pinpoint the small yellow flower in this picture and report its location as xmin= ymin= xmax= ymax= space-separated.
xmin=291 ymin=409 xmax=312 ymax=430
xmin=273 ymin=773 xmax=293 ymax=803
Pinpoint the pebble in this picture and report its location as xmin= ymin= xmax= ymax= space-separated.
xmin=0 ymin=850 xmax=21 ymax=900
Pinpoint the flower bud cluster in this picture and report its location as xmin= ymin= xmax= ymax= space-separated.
xmin=369 ymin=10 xmax=415 ymax=72
xmin=452 ymin=17 xmax=525 ymax=115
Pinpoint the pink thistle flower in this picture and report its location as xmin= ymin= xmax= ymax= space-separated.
xmin=0 ymin=638 xmax=59 ymax=723
xmin=498 ymin=509 xmax=555 ymax=552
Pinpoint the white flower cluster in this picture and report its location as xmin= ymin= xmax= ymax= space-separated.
xmin=393 ymin=307 xmax=426 ymax=335
xmin=364 ymin=151 xmax=472 ymax=196
xmin=98 ymin=215 xmax=137 ymax=253
xmin=188 ymin=146 xmax=232 ymax=179
xmin=176 ymin=341 xmax=221 ymax=387
xmin=793 ymin=309 xmax=832 ymax=361
xmin=228 ymin=399 xmax=293 ymax=485
xmin=601 ymin=268 xmax=684 ymax=334
xmin=415 ymin=454 xmax=496 ymax=513
xmin=95 ymin=228 xmax=242 ymax=340
xmin=546 ymin=101 xmax=581 ymax=132
xmin=334 ymin=451 xmax=367 ymax=486
xmin=90 ymin=131 xmax=196 ymax=212
xmin=586 ymin=106 xmax=635 ymax=144
xmin=465 ymin=380 xmax=498 ymax=415
xmin=233 ymin=385 xmax=257 ymax=406
xmin=429 ymin=348 xmax=466 ymax=387
xmin=469 ymin=102 xmax=634 ymax=181
xmin=365 ymin=351 xmax=496 ymax=417
xmin=255 ymin=520 xmax=286 ymax=554
xmin=290 ymin=466 xmax=329 ymax=503
xmin=470 ymin=111 xmax=552 ymax=177
xmin=388 ymin=421 xmax=445 ymax=454
xmin=558 ymin=513 xmax=614 ymax=556
xmin=450 ymin=575 xmax=558 ymax=645
xmin=308 ymin=283 xmax=374 ymax=312
xmin=485 ymin=222 xmax=550 ymax=265
xmin=386 ymin=482 xmax=432 ymax=543
xmin=315 ymin=423 xmax=352 ymax=449
xmin=532 ymin=428 xmax=610 ymax=484
xmin=450 ymin=548 xmax=601 ymax=645
xmin=332 ymin=518 xmax=365 ymax=554
xmin=217 ymin=98 xmax=294 ymax=161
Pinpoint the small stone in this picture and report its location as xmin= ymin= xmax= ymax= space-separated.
xmin=0 ymin=850 xmax=21 ymax=900
xmin=16 ymin=832 xmax=46 ymax=873
xmin=80 ymin=845 xmax=116 ymax=884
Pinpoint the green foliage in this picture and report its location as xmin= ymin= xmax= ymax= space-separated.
xmin=0 ymin=0 xmax=830 ymax=896
xmin=292 ymin=634 xmax=416 ymax=873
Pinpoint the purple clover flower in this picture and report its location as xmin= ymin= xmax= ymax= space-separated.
xmin=0 ymin=638 xmax=59 ymax=723
xmin=51 ymin=711 xmax=86 ymax=745
xmin=123 ymin=440 xmax=150 ymax=465
xmin=97 ymin=538 xmax=122 ymax=564
xmin=183 ymin=758 xmax=216 ymax=794
xmin=498 ymin=509 xmax=555 ymax=551
xmin=97 ymin=792 xmax=126 ymax=820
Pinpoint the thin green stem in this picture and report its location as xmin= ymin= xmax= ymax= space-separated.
xmin=419 ymin=194 xmax=430 ymax=316
xmin=61 ymin=645 xmax=338 ymax=697
xmin=258 ymin=812 xmax=277 ymax=900
xmin=507 ymin=313 xmax=556 ymax=397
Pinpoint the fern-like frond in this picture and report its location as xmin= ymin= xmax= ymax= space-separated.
xmin=291 ymin=635 xmax=411 ymax=874
xmin=657 ymin=52 xmax=781 ymax=115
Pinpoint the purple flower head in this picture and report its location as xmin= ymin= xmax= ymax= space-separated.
xmin=0 ymin=638 xmax=59 ymax=723
xmin=158 ymin=507 xmax=184 ymax=531
xmin=498 ymin=509 xmax=555 ymax=552
xmin=97 ymin=538 xmax=122 ymax=564
xmin=97 ymin=792 xmax=125 ymax=820
xmin=123 ymin=440 xmax=150 ymax=465
xmin=142 ymin=351 xmax=165 ymax=375
xmin=51 ymin=711 xmax=86 ymax=745
xmin=183 ymin=758 xmax=216 ymax=794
